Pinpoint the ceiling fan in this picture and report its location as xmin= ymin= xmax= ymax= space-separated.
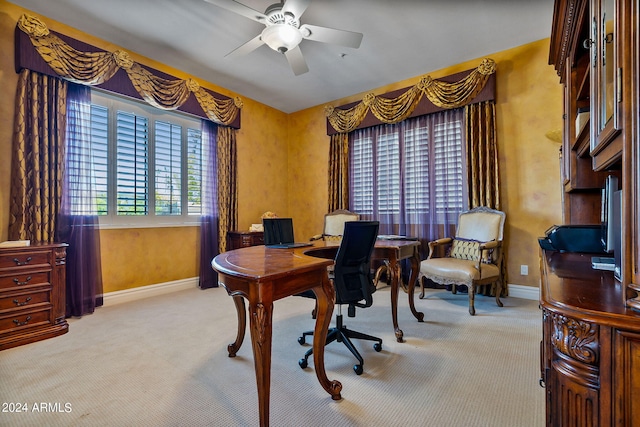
xmin=204 ymin=0 xmax=364 ymax=75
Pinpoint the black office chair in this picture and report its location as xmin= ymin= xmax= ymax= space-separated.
xmin=298 ymin=220 xmax=381 ymax=375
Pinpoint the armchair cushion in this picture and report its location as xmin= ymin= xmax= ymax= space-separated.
xmin=450 ymin=238 xmax=481 ymax=261
xmin=450 ymin=238 xmax=497 ymax=263
xmin=420 ymin=258 xmax=500 ymax=286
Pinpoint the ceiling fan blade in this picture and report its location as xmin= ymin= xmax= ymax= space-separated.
xmin=203 ymin=0 xmax=267 ymax=23
xmin=284 ymin=46 xmax=309 ymax=75
xmin=225 ymin=34 xmax=265 ymax=58
xmin=282 ymin=0 xmax=312 ymax=19
xmin=299 ymin=24 xmax=363 ymax=49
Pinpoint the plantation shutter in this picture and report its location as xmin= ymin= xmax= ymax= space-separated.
xmin=155 ymin=120 xmax=182 ymax=215
xmin=187 ymin=128 xmax=203 ymax=216
xmin=87 ymin=104 xmax=109 ymax=215
xmin=116 ymin=111 xmax=149 ymax=215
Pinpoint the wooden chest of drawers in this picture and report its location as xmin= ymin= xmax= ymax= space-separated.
xmin=0 ymin=243 xmax=68 ymax=350
xmin=227 ymin=231 xmax=264 ymax=250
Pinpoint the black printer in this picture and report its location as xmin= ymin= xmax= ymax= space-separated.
xmin=538 ymin=225 xmax=606 ymax=254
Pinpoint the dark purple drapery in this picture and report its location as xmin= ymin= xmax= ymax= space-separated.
xmin=198 ymin=120 xmax=220 ymax=289
xmin=57 ymin=82 xmax=104 ymax=317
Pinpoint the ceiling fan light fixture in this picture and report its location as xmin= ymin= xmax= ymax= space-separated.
xmin=261 ymin=23 xmax=302 ymax=53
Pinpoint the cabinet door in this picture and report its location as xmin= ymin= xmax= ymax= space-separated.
xmin=547 ymin=312 xmax=601 ymax=426
xmin=614 ymin=330 xmax=640 ymax=426
xmin=548 ymin=361 xmax=600 ymax=426
xmin=628 ymin=0 xmax=640 ymax=308
xmin=589 ymin=0 xmax=622 ymax=162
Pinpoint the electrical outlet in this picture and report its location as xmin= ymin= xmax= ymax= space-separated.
xmin=520 ymin=265 xmax=528 ymax=275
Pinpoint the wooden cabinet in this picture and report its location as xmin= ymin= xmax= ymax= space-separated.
xmin=227 ymin=231 xmax=264 ymax=251
xmin=0 ymin=243 xmax=68 ymax=351
xmin=545 ymin=0 xmax=640 ymax=424
xmin=540 ymin=251 xmax=640 ymax=426
xmin=632 ymin=0 xmax=640 ymax=299
xmin=552 ymin=0 xmax=610 ymax=225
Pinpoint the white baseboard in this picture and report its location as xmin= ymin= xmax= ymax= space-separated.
xmin=507 ymin=284 xmax=539 ymax=301
xmin=101 ymin=278 xmax=539 ymax=305
xmin=103 ymin=277 xmax=199 ymax=306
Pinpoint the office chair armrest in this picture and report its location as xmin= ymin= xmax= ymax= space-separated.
xmin=427 ymin=237 xmax=453 ymax=259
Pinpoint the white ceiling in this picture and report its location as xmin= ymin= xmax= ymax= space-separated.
xmin=8 ymin=0 xmax=555 ymax=113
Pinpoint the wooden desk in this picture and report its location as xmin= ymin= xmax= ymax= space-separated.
xmin=211 ymin=245 xmax=342 ymax=427
xmin=371 ymin=239 xmax=424 ymax=339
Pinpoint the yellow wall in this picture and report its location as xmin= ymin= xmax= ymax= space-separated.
xmin=1 ymin=0 xmax=563 ymax=293
xmin=287 ymin=39 xmax=564 ymax=288
xmin=0 ymin=2 xmax=288 ymax=293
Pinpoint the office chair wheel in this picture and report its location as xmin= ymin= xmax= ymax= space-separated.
xmin=353 ymin=364 xmax=363 ymax=375
xmin=298 ymin=336 xmax=305 ymax=345
xmin=299 ymin=358 xmax=308 ymax=369
xmin=373 ymin=342 xmax=382 ymax=352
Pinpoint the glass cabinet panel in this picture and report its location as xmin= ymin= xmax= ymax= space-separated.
xmin=590 ymin=0 xmax=621 ymax=155
xmin=600 ymin=0 xmax=614 ymax=131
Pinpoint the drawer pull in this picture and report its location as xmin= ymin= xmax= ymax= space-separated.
xmin=13 ymin=316 xmax=32 ymax=326
xmin=13 ymin=256 xmax=32 ymax=266
xmin=13 ymin=297 xmax=32 ymax=307
xmin=13 ymin=276 xmax=33 ymax=286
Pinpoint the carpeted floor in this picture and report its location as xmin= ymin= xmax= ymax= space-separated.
xmin=0 ymin=285 xmax=544 ymax=426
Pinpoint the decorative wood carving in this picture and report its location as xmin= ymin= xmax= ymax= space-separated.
xmin=551 ymin=313 xmax=598 ymax=365
xmin=54 ymin=247 xmax=66 ymax=266
xmin=252 ymin=303 xmax=268 ymax=347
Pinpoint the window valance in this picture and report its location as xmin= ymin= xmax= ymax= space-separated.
xmin=325 ymin=58 xmax=495 ymax=135
xmin=14 ymin=14 xmax=242 ymax=128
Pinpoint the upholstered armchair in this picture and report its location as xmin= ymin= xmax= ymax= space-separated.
xmin=311 ymin=209 xmax=359 ymax=242
xmin=418 ymin=206 xmax=506 ymax=315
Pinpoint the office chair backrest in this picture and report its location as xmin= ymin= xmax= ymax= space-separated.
xmin=333 ymin=221 xmax=379 ymax=309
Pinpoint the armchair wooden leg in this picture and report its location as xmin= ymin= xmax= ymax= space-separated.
xmin=495 ymin=280 xmax=504 ymax=308
xmin=468 ymin=286 xmax=476 ymax=316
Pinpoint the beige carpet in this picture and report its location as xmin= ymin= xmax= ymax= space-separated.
xmin=0 ymin=285 xmax=544 ymax=427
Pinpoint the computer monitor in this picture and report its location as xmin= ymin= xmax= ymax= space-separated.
xmin=601 ymin=175 xmax=619 ymax=253
xmin=263 ymin=218 xmax=295 ymax=246
xmin=262 ymin=218 xmax=312 ymax=248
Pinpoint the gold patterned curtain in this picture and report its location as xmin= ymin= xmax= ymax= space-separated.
xmin=327 ymin=133 xmax=350 ymax=211
xmin=465 ymin=100 xmax=504 ymax=295
xmin=17 ymin=14 xmax=242 ymax=126
xmin=9 ymin=69 xmax=67 ymax=242
xmin=465 ymin=101 xmax=500 ymax=210
xmin=217 ymin=126 xmax=238 ymax=252
xmin=325 ymin=58 xmax=496 ymax=134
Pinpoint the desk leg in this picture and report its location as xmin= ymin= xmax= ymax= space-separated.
xmin=387 ymin=256 xmax=404 ymax=342
xmin=248 ymin=300 xmax=273 ymax=427
xmin=227 ymin=295 xmax=246 ymax=357
xmin=406 ymin=248 xmax=425 ymax=322
xmin=312 ymin=272 xmax=343 ymax=400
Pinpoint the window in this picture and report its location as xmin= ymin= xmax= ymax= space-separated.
xmin=83 ymin=90 xmax=204 ymax=226
xmin=349 ymin=109 xmax=467 ymax=237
